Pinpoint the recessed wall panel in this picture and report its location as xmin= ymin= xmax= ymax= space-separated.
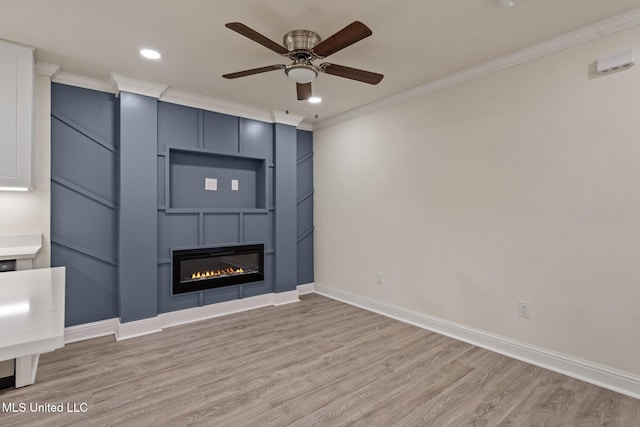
xmin=52 ymin=83 xmax=118 ymax=149
xmin=168 ymin=149 xmax=266 ymax=210
xmin=296 ymin=196 xmax=313 ymax=239
xmin=296 ymin=129 xmax=313 ymax=161
xmin=51 ymin=118 xmax=118 ymax=202
xmin=157 ymin=212 xmax=200 ymax=259
xmin=297 ymin=234 xmax=314 ymax=285
xmin=268 ymin=167 xmax=275 ymax=209
xmin=203 ymin=110 xmax=238 ymax=154
xmin=158 ymin=156 xmax=166 ymax=206
xmin=51 ymin=182 xmax=118 ymax=261
xmin=241 ymin=118 xmax=273 ymax=163
xmin=297 ymin=157 xmax=313 ymax=199
xmin=243 ymin=213 xmax=273 ymax=250
xmin=52 ymin=243 xmax=118 ymax=326
xmin=203 ymin=213 xmax=240 ymax=245
xmin=202 ymin=284 xmax=241 ymax=305
xmin=158 ymin=102 xmax=199 ymax=152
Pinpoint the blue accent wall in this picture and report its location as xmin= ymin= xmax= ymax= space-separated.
xmin=296 ymin=129 xmax=314 ymax=285
xmin=50 ymin=83 xmax=119 ymax=326
xmin=274 ymin=124 xmax=298 ymax=293
xmin=157 ymin=102 xmax=276 ymax=313
xmin=51 ymin=83 xmax=313 ymax=326
xmin=119 ymin=93 xmax=159 ymax=322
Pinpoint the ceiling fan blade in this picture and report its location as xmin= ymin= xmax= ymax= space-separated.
xmin=313 ymin=21 xmax=372 ymax=57
xmin=225 ymin=22 xmax=288 ymax=55
xmin=320 ymin=63 xmax=383 ymax=85
xmin=222 ymin=65 xmax=285 ymax=79
xmin=297 ymin=83 xmax=312 ymax=101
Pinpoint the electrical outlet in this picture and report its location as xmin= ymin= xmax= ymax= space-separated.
xmin=231 ymin=179 xmax=239 ymax=191
xmin=517 ymin=300 xmax=531 ymax=319
xmin=376 ymin=272 xmax=383 ymax=285
xmin=205 ymin=178 xmax=217 ymax=191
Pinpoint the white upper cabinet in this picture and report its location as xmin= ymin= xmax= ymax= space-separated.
xmin=0 ymin=40 xmax=35 ymax=190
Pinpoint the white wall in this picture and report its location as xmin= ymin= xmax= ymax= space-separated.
xmin=314 ymin=26 xmax=640 ymax=377
xmin=0 ymin=73 xmax=51 ymax=267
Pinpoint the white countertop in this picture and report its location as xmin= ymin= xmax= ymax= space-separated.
xmin=0 ymin=245 xmax=42 ymax=261
xmin=0 ymin=267 xmax=65 ymax=361
xmin=0 ymin=234 xmax=42 ymax=261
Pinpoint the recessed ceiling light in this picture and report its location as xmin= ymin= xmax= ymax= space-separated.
xmin=308 ymin=96 xmax=322 ymax=104
xmin=140 ymin=48 xmax=161 ymax=60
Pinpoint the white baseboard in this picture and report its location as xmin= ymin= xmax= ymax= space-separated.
xmin=297 ymin=282 xmax=315 ymax=295
xmin=159 ymin=293 xmax=275 ymax=330
xmin=116 ymin=317 xmax=163 ymax=341
xmin=64 ymin=289 xmax=306 ymax=343
xmin=64 ymin=318 xmax=118 ymax=344
xmin=272 ymin=289 xmax=300 ymax=306
xmin=314 ymin=284 xmax=640 ymax=400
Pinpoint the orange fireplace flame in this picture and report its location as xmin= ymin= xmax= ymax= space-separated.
xmin=191 ymin=267 xmax=244 ymax=279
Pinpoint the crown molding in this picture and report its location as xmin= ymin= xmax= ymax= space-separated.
xmin=161 ymin=89 xmax=312 ymax=126
xmin=109 ymin=72 xmax=168 ymax=98
xmin=35 ymin=62 xmax=60 ymax=78
xmin=298 ymin=121 xmax=314 ymax=132
xmin=46 ymin=74 xmax=313 ymax=126
xmin=271 ymin=110 xmax=305 ymax=127
xmin=52 ymin=71 xmax=116 ymax=94
xmin=160 ymin=88 xmax=274 ymax=123
xmin=314 ymin=6 xmax=640 ymax=130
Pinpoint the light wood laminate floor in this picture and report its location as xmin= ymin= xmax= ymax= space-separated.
xmin=0 ymin=294 xmax=638 ymax=426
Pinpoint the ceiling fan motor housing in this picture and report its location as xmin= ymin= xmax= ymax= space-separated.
xmin=283 ymin=30 xmax=321 ymax=54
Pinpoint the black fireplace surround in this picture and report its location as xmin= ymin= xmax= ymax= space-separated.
xmin=172 ymin=244 xmax=264 ymax=295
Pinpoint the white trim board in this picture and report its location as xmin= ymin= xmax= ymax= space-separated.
xmin=297 ymin=282 xmax=315 ymax=295
xmin=314 ymin=284 xmax=640 ymax=400
xmin=109 ymin=72 xmax=168 ymax=99
xmin=160 ymin=88 xmax=274 ymax=124
xmin=63 ymin=289 xmax=302 ymax=343
xmin=64 ymin=318 xmax=118 ymax=344
xmin=52 ymin=71 xmax=116 ymax=94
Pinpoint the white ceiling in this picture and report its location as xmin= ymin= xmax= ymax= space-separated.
xmin=2 ymin=0 xmax=640 ymax=124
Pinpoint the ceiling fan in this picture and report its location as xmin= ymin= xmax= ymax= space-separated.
xmin=222 ymin=21 xmax=384 ymax=101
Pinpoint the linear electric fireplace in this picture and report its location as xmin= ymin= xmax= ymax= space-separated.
xmin=172 ymin=244 xmax=264 ymax=294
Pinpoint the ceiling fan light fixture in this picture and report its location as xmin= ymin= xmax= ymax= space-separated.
xmin=285 ymin=63 xmax=318 ymax=84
